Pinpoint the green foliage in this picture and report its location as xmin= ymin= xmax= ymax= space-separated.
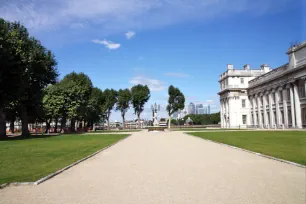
xmin=61 ymin=72 xmax=93 ymax=120
xmin=131 ymin=85 xmax=150 ymax=117
xmin=167 ymin=85 xmax=185 ymax=116
xmin=103 ymin=89 xmax=118 ymax=129
xmin=183 ymin=112 xmax=220 ymax=125
xmin=85 ymin=87 xmax=105 ymax=123
xmin=116 ymin=89 xmax=131 ymax=127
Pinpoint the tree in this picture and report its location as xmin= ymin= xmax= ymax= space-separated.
xmin=85 ymin=87 xmax=105 ymax=130
xmin=61 ymin=72 xmax=93 ymax=131
xmin=166 ymin=85 xmax=185 ymax=130
xmin=131 ymin=85 xmax=150 ymax=129
xmin=0 ymin=19 xmax=26 ymax=139
xmin=18 ymin=37 xmax=58 ymax=137
xmin=103 ymin=89 xmax=118 ymax=130
xmin=42 ymin=83 xmax=66 ymax=133
xmin=116 ymin=89 xmax=131 ymax=129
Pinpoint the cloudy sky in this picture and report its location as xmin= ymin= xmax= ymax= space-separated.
xmin=0 ymin=0 xmax=304 ymax=121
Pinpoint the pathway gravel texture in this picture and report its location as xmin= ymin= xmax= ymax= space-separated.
xmin=1 ymin=131 xmax=305 ymax=204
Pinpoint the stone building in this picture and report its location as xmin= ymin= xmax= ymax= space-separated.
xmin=219 ymin=41 xmax=306 ymax=129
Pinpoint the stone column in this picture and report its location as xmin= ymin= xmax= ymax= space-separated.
xmin=275 ymin=89 xmax=281 ymax=128
xmin=293 ymin=82 xmax=302 ymax=128
xmin=227 ymin=98 xmax=231 ymax=128
xmin=257 ymin=95 xmax=263 ymax=128
xmin=289 ymin=85 xmax=296 ymax=128
xmin=268 ymin=91 xmax=275 ymax=128
xmin=252 ymin=97 xmax=257 ymax=127
xmin=263 ymin=93 xmax=268 ymax=128
xmin=282 ymin=88 xmax=289 ymax=128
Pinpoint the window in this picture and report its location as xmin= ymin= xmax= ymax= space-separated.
xmin=242 ymin=115 xmax=247 ymax=125
xmin=240 ymin=78 xmax=244 ymax=84
xmin=299 ymin=83 xmax=305 ymax=98
xmin=242 ymin=99 xmax=246 ymax=108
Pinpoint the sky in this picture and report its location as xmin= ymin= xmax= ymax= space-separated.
xmin=1 ymin=0 xmax=305 ymax=121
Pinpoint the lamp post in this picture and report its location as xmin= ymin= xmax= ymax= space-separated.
xmin=151 ymin=103 xmax=160 ymax=126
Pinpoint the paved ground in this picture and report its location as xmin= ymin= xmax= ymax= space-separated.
xmin=1 ymin=131 xmax=305 ymax=204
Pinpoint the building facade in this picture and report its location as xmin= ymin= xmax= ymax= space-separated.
xmin=188 ymin=102 xmax=196 ymax=115
xmin=219 ymin=41 xmax=306 ymax=129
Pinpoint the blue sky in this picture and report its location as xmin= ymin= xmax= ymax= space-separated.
xmin=1 ymin=0 xmax=305 ymax=121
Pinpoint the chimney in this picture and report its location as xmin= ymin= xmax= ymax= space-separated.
xmin=227 ymin=64 xmax=233 ymax=70
xmin=261 ymin=64 xmax=271 ymax=73
xmin=243 ymin=64 xmax=250 ymax=70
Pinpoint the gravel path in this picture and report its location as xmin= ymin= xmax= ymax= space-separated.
xmin=1 ymin=131 xmax=305 ymax=204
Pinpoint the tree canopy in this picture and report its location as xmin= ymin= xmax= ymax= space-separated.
xmin=116 ymin=89 xmax=131 ymax=129
xmin=167 ymin=85 xmax=185 ymax=129
xmin=131 ymin=85 xmax=150 ymax=128
xmin=103 ymin=89 xmax=118 ymax=130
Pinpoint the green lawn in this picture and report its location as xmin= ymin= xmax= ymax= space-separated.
xmin=172 ymin=128 xmax=242 ymax=131
xmin=0 ymin=134 xmax=129 ymax=184
xmin=188 ymin=131 xmax=306 ymax=165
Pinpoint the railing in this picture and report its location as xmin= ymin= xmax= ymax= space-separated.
xmin=220 ymin=69 xmax=264 ymax=80
xmin=248 ymin=64 xmax=288 ymax=87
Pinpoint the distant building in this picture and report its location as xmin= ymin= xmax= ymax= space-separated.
xmin=172 ymin=111 xmax=179 ymax=119
xmin=197 ymin=108 xmax=205 ymax=114
xmin=195 ymin=104 xmax=203 ymax=114
xmin=188 ymin=102 xmax=196 ymax=114
xmin=208 ymin=105 xmax=210 ymax=114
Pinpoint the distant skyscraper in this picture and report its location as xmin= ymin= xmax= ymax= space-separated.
xmin=195 ymin=104 xmax=203 ymax=114
xmin=188 ymin=103 xmax=195 ymax=114
xmin=198 ymin=108 xmax=205 ymax=114
xmin=208 ymin=105 xmax=210 ymax=114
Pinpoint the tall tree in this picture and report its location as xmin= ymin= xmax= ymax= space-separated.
xmin=85 ymin=87 xmax=105 ymax=130
xmin=167 ymin=85 xmax=185 ymax=130
xmin=18 ymin=37 xmax=58 ymax=137
xmin=0 ymin=19 xmax=25 ymax=139
xmin=131 ymin=85 xmax=150 ymax=129
xmin=116 ymin=89 xmax=131 ymax=129
xmin=60 ymin=72 xmax=93 ymax=131
xmin=103 ymin=89 xmax=118 ymax=130
xmin=42 ymin=83 xmax=66 ymax=133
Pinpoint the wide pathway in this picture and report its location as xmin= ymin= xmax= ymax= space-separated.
xmin=1 ymin=131 xmax=305 ymax=204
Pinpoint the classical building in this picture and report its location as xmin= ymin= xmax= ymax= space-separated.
xmin=219 ymin=41 xmax=306 ymax=129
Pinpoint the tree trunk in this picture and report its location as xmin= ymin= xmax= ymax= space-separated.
xmin=60 ymin=117 xmax=66 ymax=133
xmin=21 ymin=104 xmax=30 ymax=138
xmin=45 ymin=120 xmax=51 ymax=133
xmin=54 ymin=118 xmax=58 ymax=133
xmin=71 ymin=119 xmax=75 ymax=132
xmin=107 ymin=116 xmax=110 ymax=130
xmin=168 ymin=115 xmax=171 ymax=130
xmin=122 ymin=114 xmax=125 ymax=130
xmin=137 ymin=113 xmax=141 ymax=129
xmin=0 ymin=106 xmax=7 ymax=140
xmin=10 ymin=119 xmax=15 ymax=134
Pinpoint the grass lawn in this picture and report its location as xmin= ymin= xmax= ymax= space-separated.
xmin=0 ymin=134 xmax=129 ymax=184
xmin=188 ymin=131 xmax=306 ymax=165
xmin=172 ymin=128 xmax=242 ymax=131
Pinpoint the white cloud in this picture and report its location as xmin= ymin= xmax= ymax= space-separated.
xmin=92 ymin=39 xmax=121 ymax=50
xmin=164 ymin=72 xmax=189 ymax=78
xmin=0 ymin=0 xmax=290 ymax=36
xmin=125 ymin=31 xmax=136 ymax=39
xmin=129 ymin=76 xmax=166 ymax=91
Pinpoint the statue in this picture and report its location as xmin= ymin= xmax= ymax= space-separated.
xmin=151 ymin=103 xmax=160 ymax=126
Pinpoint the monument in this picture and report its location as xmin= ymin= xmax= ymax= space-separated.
xmin=151 ymin=103 xmax=160 ymax=126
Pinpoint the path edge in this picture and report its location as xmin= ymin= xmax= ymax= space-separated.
xmin=0 ymin=134 xmax=132 ymax=190
xmin=185 ymin=133 xmax=306 ymax=169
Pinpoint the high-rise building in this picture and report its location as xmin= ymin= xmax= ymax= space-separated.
xmin=188 ymin=103 xmax=195 ymax=115
xmin=208 ymin=105 xmax=210 ymax=114
xmin=197 ymin=108 xmax=205 ymax=114
xmin=195 ymin=104 xmax=203 ymax=114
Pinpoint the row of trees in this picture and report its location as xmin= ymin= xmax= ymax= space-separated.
xmin=0 ymin=18 xmax=58 ymax=139
xmin=42 ymin=75 xmax=151 ymax=134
